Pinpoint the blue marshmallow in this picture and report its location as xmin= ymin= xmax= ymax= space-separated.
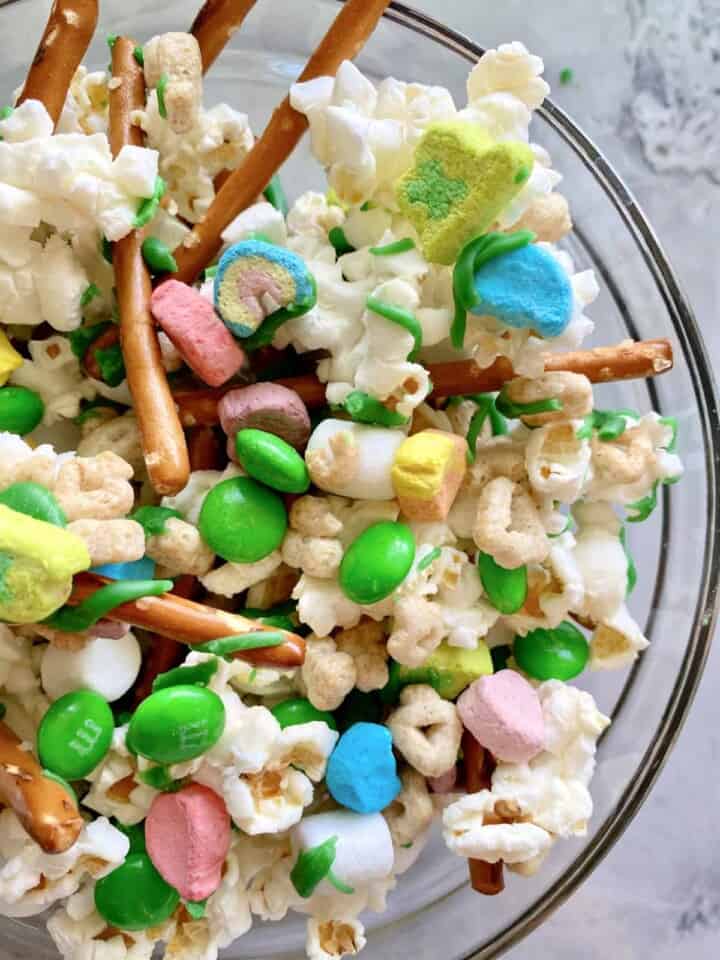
xmin=470 ymin=243 xmax=573 ymax=338
xmin=91 ymin=556 xmax=156 ymax=581
xmin=326 ymin=722 xmax=401 ymax=814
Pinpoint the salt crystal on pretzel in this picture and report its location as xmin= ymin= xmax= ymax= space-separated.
xmin=109 ymin=38 xmax=190 ymax=495
xmin=173 ymin=0 xmax=393 ymax=283
xmin=190 ymin=0 xmax=259 ymax=74
xmin=16 ymin=0 xmax=99 ymax=129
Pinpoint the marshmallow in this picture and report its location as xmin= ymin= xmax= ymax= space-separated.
xmin=221 ymin=201 xmax=288 ymax=248
xmin=41 ymin=633 xmax=141 ymax=703
xmin=291 ymin=810 xmax=394 ymax=892
xmin=326 ymin=722 xmax=401 ymax=814
xmin=112 ymin=145 xmax=159 ymax=198
xmin=391 ymin=429 xmax=467 ymax=521
xmin=305 ymin=419 xmax=406 ymax=500
xmin=146 ymin=783 xmax=231 ymax=901
xmin=457 ymin=669 xmax=545 ymax=763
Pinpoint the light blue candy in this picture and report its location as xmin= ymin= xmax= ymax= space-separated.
xmin=325 ymin=722 xmax=401 ymax=814
xmin=92 ymin=556 xmax=156 ymax=580
xmin=469 ymin=243 xmax=573 ymax=338
xmin=214 ymin=239 xmax=314 ymax=338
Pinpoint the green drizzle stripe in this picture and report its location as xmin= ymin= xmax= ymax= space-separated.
xmin=366 ymin=295 xmax=422 ymax=360
xmin=156 ymin=73 xmax=169 ymax=119
xmin=45 ymin=579 xmax=173 ymax=632
xmin=192 ymin=631 xmax=286 ymax=659
xmin=369 ymin=238 xmax=416 ymax=256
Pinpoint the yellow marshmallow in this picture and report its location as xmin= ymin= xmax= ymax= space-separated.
xmin=0 ymin=330 xmax=22 ymax=387
xmin=391 ymin=429 xmax=467 ymax=521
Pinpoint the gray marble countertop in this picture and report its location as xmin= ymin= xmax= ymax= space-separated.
xmin=412 ymin=1 xmax=720 ymax=956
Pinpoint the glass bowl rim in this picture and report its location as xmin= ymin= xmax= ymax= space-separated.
xmin=371 ymin=3 xmax=720 ymax=957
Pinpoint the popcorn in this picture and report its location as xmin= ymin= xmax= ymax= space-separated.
xmin=10 ymin=336 xmax=96 ymax=424
xmin=83 ymin=726 xmax=158 ymax=825
xmin=0 ymin=811 xmax=128 ymax=918
xmin=200 ymin=550 xmax=282 ymax=597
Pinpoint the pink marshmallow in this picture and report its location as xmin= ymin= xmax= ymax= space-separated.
xmin=146 ymin=783 xmax=231 ymax=901
xmin=428 ymin=766 xmax=458 ymax=794
xmin=151 ymin=280 xmax=245 ymax=387
xmin=457 ymin=670 xmax=545 ymax=764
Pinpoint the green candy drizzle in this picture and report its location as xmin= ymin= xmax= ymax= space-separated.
xmin=290 ymin=836 xmax=353 ymax=898
xmin=243 ymin=274 xmax=317 ymax=353
xmin=185 ymin=899 xmax=208 ymax=920
xmin=328 ymin=226 xmax=355 ymax=257
xmin=626 ymin=481 xmax=659 ymax=524
xmin=619 ymin=526 xmax=637 ymax=595
xmin=495 ymin=386 xmax=562 ymax=421
xmin=576 ymin=408 xmax=639 ymax=442
xmin=80 ymin=283 xmax=101 ymax=308
xmin=263 ymin=175 xmax=289 ymax=216
xmin=133 ymin=46 xmax=145 ymax=66
xmin=45 ymin=579 xmax=173 ymax=632
xmin=69 ymin=322 xmax=111 ymax=360
xmin=333 ymin=390 xmax=408 ymax=428
xmin=369 ymin=237 xmax=416 ymax=256
xmin=366 ymin=295 xmax=422 ymax=360
xmin=141 ymin=237 xmax=178 ymax=274
xmin=192 ymin=631 xmax=286 ymax=659
xmin=659 ymin=415 xmax=679 ymax=453
xmin=94 ymin=344 xmax=126 ymax=387
xmin=417 ymin=546 xmax=441 ymax=572
xmin=156 ymin=73 xmax=169 ymax=119
xmin=138 ymin=765 xmax=182 ymax=791
xmin=133 ymin=176 xmax=166 ymax=229
xmin=451 ymin=230 xmax=536 ymax=349
xmin=152 ymin=659 xmax=219 ymax=693
xmin=131 ymin=505 xmax=183 ymax=537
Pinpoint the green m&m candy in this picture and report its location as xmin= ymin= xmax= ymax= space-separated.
xmin=271 ymin=697 xmax=337 ymax=730
xmin=199 ymin=476 xmax=287 ymax=563
xmin=339 ymin=521 xmax=415 ymax=605
xmin=235 ymin=429 xmax=310 ymax=494
xmin=37 ymin=690 xmax=114 ymax=780
xmin=95 ymin=852 xmax=180 ymax=930
xmin=513 ymin=621 xmax=589 ymax=681
xmin=127 ymin=685 xmax=225 ymax=764
xmin=0 ymin=482 xmax=67 ymax=526
xmin=477 ymin=552 xmax=527 ymax=614
xmin=0 ymin=386 xmax=44 ymax=435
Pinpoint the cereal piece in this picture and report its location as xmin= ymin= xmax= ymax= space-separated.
xmin=151 ymin=280 xmax=246 ymax=387
xmin=301 ymin=636 xmax=356 ymax=712
xmin=457 ymin=670 xmax=545 ymax=763
xmin=387 ymin=595 xmax=445 ymax=668
xmin=54 ymin=451 xmax=135 ymax=522
xmin=391 ymin=429 xmax=467 ymax=521
xmin=41 ymin=632 xmax=141 ymax=703
xmin=396 ymin=120 xmax=534 ymax=265
xmin=281 ymin=530 xmax=343 ymax=579
xmin=214 ymin=239 xmax=315 ymax=340
xmin=387 ymin=685 xmax=463 ymax=778
xmin=145 ymin=516 xmax=215 ymax=577
xmin=472 ymin=477 xmax=549 ymax=569
xmin=289 ymin=496 xmax=343 ymax=538
xmin=335 ymin=619 xmax=389 ymax=692
xmin=219 ymin=383 xmax=311 ymax=454
xmin=326 ymin=722 xmax=401 ymax=814
xmin=67 ymin=519 xmax=145 ymax=568
xmin=383 ymin=767 xmax=434 ymax=847
xmin=428 ymin=766 xmax=458 ymax=794
xmin=146 ymin=783 xmax=231 ymax=901
xmin=469 ymin=243 xmax=573 ymax=338
xmin=306 ymin=427 xmax=361 ymax=493
xmin=513 ymin=192 xmax=572 ymax=243
xmin=76 ymin=414 xmax=145 ymax=474
xmin=143 ymin=32 xmax=203 ymax=134
xmin=200 ymin=551 xmax=282 ymax=598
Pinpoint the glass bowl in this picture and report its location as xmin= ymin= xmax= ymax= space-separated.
xmin=0 ymin=1 xmax=718 ymax=958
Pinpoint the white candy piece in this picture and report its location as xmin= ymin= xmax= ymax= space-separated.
xmin=222 ymin=201 xmax=288 ymax=248
xmin=41 ymin=633 xmax=141 ymax=703
xmin=291 ymin=810 xmax=394 ymax=891
xmin=305 ymin=419 xmax=405 ymax=500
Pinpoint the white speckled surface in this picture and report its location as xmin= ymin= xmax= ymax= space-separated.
xmin=411 ymin=1 xmax=720 ymax=956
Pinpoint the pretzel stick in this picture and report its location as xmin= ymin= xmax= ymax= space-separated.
xmin=16 ymin=0 xmax=99 ymax=129
xmin=0 ymin=720 xmax=84 ymax=854
xmin=462 ymin=731 xmax=504 ymax=896
xmin=171 ymin=337 xmax=674 ymax=426
xmin=190 ymin=0 xmax=259 ymax=74
xmin=173 ymin=0 xmax=392 ymax=283
xmin=69 ymin=573 xmax=306 ymax=668
xmin=109 ymin=38 xmax=190 ymax=496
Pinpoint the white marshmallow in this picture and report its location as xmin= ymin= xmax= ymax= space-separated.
xmin=291 ymin=811 xmax=394 ymax=890
xmin=306 ymin=419 xmax=405 ymax=500
xmin=222 ymin=201 xmax=288 ymax=248
xmin=41 ymin=632 xmax=141 ymax=703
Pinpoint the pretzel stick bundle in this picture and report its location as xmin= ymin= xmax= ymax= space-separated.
xmin=69 ymin=573 xmax=306 ymax=668
xmin=109 ymin=38 xmax=190 ymax=496
xmin=190 ymin=0 xmax=259 ymax=74
xmin=171 ymin=338 xmax=674 ymax=426
xmin=173 ymin=0 xmax=392 ymax=283
xmin=0 ymin=720 xmax=84 ymax=854
xmin=462 ymin=731 xmax=504 ymax=896
xmin=16 ymin=0 xmax=99 ymax=128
